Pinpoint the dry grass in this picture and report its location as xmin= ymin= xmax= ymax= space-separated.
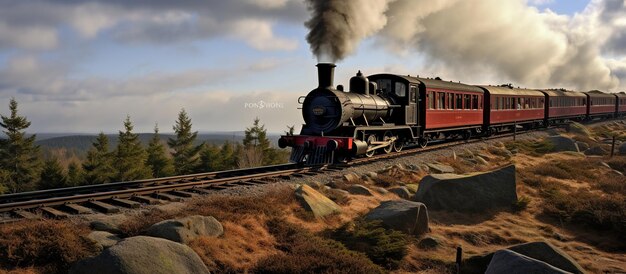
xmin=0 ymin=220 xmax=97 ymax=274
xmin=189 ymin=216 xmax=278 ymax=272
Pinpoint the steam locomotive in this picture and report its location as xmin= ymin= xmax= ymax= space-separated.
xmin=278 ymin=64 xmax=626 ymax=165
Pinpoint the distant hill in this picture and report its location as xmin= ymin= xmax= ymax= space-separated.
xmin=34 ymin=132 xmax=283 ymax=156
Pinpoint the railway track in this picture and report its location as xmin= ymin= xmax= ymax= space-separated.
xmin=0 ymin=122 xmax=584 ymax=223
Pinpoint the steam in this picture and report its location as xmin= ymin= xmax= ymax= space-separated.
xmin=304 ymin=0 xmax=392 ymax=62
xmin=303 ymin=0 xmax=625 ymax=91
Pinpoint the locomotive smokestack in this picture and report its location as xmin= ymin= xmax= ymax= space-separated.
xmin=317 ymin=63 xmax=335 ymax=88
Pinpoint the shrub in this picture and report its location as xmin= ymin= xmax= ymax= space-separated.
xmin=512 ymin=196 xmax=530 ymax=212
xmin=0 ymin=220 xmax=97 ymax=273
xmin=330 ymin=220 xmax=409 ymax=269
xmin=607 ymin=157 xmax=626 ymax=174
xmin=530 ymin=159 xmax=598 ymax=181
xmin=253 ymin=218 xmax=384 ymax=273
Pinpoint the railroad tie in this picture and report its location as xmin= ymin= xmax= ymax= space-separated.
xmin=64 ymin=203 xmax=93 ymax=214
xmin=88 ymin=201 xmax=121 ymax=214
xmin=152 ymin=193 xmax=184 ymax=202
xmin=13 ymin=210 xmax=40 ymax=220
xmin=131 ymin=195 xmax=163 ymax=205
xmin=110 ymin=198 xmax=141 ymax=209
xmin=170 ymin=190 xmax=197 ymax=198
xmin=40 ymin=207 xmax=70 ymax=219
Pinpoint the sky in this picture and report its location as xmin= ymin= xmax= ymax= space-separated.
xmin=0 ymin=0 xmax=624 ymax=134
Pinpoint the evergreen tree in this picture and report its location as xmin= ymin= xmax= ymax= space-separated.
xmin=83 ymin=132 xmax=115 ymax=184
xmin=38 ymin=158 xmax=68 ymax=190
xmin=0 ymin=170 xmax=9 ymax=194
xmin=146 ymin=124 xmax=174 ymax=178
xmin=0 ymin=98 xmax=41 ymax=193
xmin=198 ymin=143 xmax=222 ymax=172
xmin=242 ymin=117 xmax=282 ymax=166
xmin=114 ymin=116 xmax=152 ymax=181
xmin=67 ymin=161 xmax=85 ymax=186
xmin=168 ymin=109 xmax=202 ymax=175
xmin=220 ymin=141 xmax=236 ymax=170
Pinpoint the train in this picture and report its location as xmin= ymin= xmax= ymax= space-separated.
xmin=278 ymin=64 xmax=626 ymax=165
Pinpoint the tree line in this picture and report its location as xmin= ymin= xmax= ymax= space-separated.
xmin=0 ymin=99 xmax=289 ymax=194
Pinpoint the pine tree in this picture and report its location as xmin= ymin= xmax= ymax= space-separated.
xmin=0 ymin=98 xmax=41 ymax=193
xmin=198 ymin=143 xmax=222 ymax=172
xmin=146 ymin=124 xmax=174 ymax=178
xmin=0 ymin=170 xmax=9 ymax=194
xmin=38 ymin=158 xmax=68 ymax=190
xmin=83 ymin=132 xmax=115 ymax=185
xmin=67 ymin=161 xmax=85 ymax=186
xmin=242 ymin=117 xmax=281 ymax=166
xmin=220 ymin=141 xmax=236 ymax=170
xmin=114 ymin=116 xmax=152 ymax=181
xmin=168 ymin=109 xmax=202 ymax=175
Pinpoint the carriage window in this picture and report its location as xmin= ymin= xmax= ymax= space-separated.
xmin=472 ymin=95 xmax=478 ymax=110
xmin=464 ymin=95 xmax=471 ymax=110
xmin=449 ymin=93 xmax=455 ymax=109
xmin=495 ymin=96 xmax=500 ymax=110
xmin=501 ymin=97 xmax=506 ymax=110
xmin=438 ymin=92 xmax=446 ymax=109
xmin=395 ymin=82 xmax=406 ymax=97
xmin=456 ymin=94 xmax=463 ymax=109
xmin=410 ymin=86 xmax=417 ymax=103
xmin=428 ymin=91 xmax=435 ymax=109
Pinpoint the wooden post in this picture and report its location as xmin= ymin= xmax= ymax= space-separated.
xmin=611 ymin=135 xmax=616 ymax=158
xmin=456 ymin=246 xmax=463 ymax=274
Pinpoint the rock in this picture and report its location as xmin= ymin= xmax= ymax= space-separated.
xmin=568 ymin=122 xmax=592 ymax=138
xmin=146 ymin=215 xmax=223 ymax=244
xmin=347 ymin=184 xmax=374 ymax=196
xmin=306 ymin=181 xmax=324 ymax=189
xmin=364 ymin=200 xmax=429 ymax=236
xmin=389 ymin=186 xmax=411 ymax=199
xmin=476 ymin=156 xmax=489 ymax=165
xmin=295 ymin=184 xmax=341 ymax=218
xmin=417 ymin=236 xmax=441 ymax=249
xmin=373 ymin=187 xmax=388 ymax=194
xmin=405 ymin=184 xmax=419 ymax=193
xmin=585 ymin=146 xmax=607 ymax=156
xmin=485 ymin=250 xmax=570 ymax=274
xmin=89 ymin=215 xmax=128 ymax=234
xmin=328 ymin=188 xmax=350 ymax=196
xmin=575 ymin=141 xmax=590 ymax=152
xmin=413 ymin=165 xmax=517 ymax=212
xmin=86 ymin=231 xmax=121 ymax=250
xmin=426 ymin=163 xmax=455 ymax=174
xmin=547 ymin=136 xmax=579 ymax=152
xmin=546 ymin=129 xmax=560 ymax=136
xmin=343 ymin=173 xmax=360 ymax=183
xmin=364 ymin=172 xmax=378 ymax=180
xmin=619 ymin=143 xmax=626 ymax=155
xmin=507 ymin=242 xmax=585 ymax=274
xmin=69 ymin=236 xmax=210 ymax=274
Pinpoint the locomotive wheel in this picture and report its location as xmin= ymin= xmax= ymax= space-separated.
xmin=393 ymin=141 xmax=403 ymax=152
xmin=418 ymin=138 xmax=428 ymax=148
xmin=365 ymin=135 xmax=376 ymax=157
xmin=382 ymin=131 xmax=394 ymax=154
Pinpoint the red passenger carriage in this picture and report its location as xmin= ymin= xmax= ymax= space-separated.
xmin=541 ymin=89 xmax=587 ymax=123
xmin=479 ymin=85 xmax=545 ymax=133
xmin=584 ymin=91 xmax=617 ymax=119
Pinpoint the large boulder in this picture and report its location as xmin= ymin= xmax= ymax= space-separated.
xmin=146 ymin=215 xmax=223 ymax=244
xmin=70 ymin=236 xmax=210 ymax=274
xmin=584 ymin=146 xmax=607 ymax=156
xmin=576 ymin=141 xmax=590 ymax=152
xmin=412 ymin=165 xmax=517 ymax=212
xmin=547 ymin=136 xmax=580 ymax=152
xmin=485 ymin=250 xmax=570 ymax=274
xmin=364 ymin=200 xmax=429 ymax=236
xmin=464 ymin=241 xmax=585 ymax=274
xmin=619 ymin=142 xmax=626 ymax=155
xmin=295 ymin=184 xmax=342 ymax=218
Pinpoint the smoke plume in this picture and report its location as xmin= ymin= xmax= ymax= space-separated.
xmin=304 ymin=0 xmax=392 ymax=62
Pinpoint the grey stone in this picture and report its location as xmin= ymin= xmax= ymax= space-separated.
xmin=295 ymin=185 xmax=342 ymax=218
xmin=506 ymin=242 xmax=584 ymax=274
xmin=619 ymin=143 xmax=626 ymax=155
xmin=585 ymin=146 xmax=607 ymax=156
xmin=576 ymin=141 xmax=590 ymax=151
xmin=364 ymin=200 xmax=429 ymax=236
xmin=89 ymin=215 xmax=128 ymax=234
xmin=347 ymin=184 xmax=374 ymax=196
xmin=343 ymin=172 xmax=360 ymax=183
xmin=426 ymin=163 xmax=455 ymax=174
xmin=486 ymin=250 xmax=570 ymax=274
xmin=87 ymin=231 xmax=121 ymax=250
xmin=145 ymin=215 xmax=223 ymax=244
xmin=547 ymin=136 xmax=579 ymax=152
xmin=413 ymin=165 xmax=517 ymax=212
xmin=70 ymin=236 xmax=210 ymax=274
xmin=417 ymin=236 xmax=441 ymax=249
xmin=389 ymin=186 xmax=411 ymax=199
xmin=373 ymin=187 xmax=388 ymax=194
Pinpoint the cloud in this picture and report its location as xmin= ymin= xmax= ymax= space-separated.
xmin=0 ymin=0 xmax=306 ymax=51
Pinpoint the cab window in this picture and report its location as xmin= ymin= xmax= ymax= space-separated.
xmin=409 ymin=86 xmax=417 ymax=103
xmin=376 ymin=79 xmax=392 ymax=93
xmin=395 ymin=82 xmax=406 ymax=97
